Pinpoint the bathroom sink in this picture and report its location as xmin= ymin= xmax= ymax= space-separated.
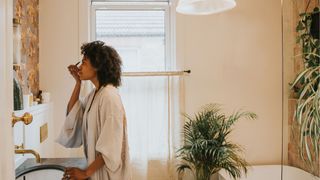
xmin=15 ymin=158 xmax=87 ymax=180
xmin=16 ymin=167 xmax=64 ymax=180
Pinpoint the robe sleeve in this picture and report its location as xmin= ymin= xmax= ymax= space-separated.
xmin=55 ymin=97 xmax=87 ymax=148
xmin=95 ymin=92 xmax=124 ymax=172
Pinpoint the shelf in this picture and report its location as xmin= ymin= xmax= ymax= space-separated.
xmin=14 ymin=102 xmax=52 ymax=116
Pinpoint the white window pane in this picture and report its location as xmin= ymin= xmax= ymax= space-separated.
xmin=96 ymin=10 xmax=166 ymax=72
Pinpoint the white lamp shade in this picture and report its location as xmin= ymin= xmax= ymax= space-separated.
xmin=176 ymin=0 xmax=236 ymax=15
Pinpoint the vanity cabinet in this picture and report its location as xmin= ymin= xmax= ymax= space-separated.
xmin=13 ymin=103 xmax=54 ymax=168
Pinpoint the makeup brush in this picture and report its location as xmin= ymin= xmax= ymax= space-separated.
xmin=75 ymin=61 xmax=80 ymax=66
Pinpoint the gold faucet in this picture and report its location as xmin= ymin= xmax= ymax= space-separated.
xmin=12 ymin=112 xmax=33 ymax=127
xmin=14 ymin=144 xmax=41 ymax=163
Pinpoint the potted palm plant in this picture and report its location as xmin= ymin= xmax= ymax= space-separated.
xmin=176 ymin=104 xmax=257 ymax=180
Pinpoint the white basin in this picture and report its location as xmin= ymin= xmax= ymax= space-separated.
xmin=16 ymin=168 xmax=64 ymax=180
xmin=15 ymin=158 xmax=86 ymax=180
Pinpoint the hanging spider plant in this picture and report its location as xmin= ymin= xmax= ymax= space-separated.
xmin=296 ymin=8 xmax=320 ymax=67
xmin=292 ymin=7 xmax=320 ymax=97
xmin=291 ymin=66 xmax=320 ymax=165
xmin=176 ymin=104 xmax=257 ymax=180
xmin=290 ymin=4 xmax=320 ymax=169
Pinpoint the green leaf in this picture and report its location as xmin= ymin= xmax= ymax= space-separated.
xmin=296 ymin=21 xmax=305 ymax=31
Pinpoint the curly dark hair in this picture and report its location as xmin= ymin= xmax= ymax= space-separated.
xmin=81 ymin=41 xmax=122 ymax=87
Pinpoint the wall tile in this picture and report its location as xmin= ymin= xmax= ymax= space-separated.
xmin=14 ymin=0 xmax=39 ymax=96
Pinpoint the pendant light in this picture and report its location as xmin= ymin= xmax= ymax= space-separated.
xmin=176 ymin=0 xmax=236 ymax=15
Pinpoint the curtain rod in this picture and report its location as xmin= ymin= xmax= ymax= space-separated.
xmin=92 ymin=0 xmax=169 ymax=3
xmin=122 ymin=70 xmax=191 ymax=77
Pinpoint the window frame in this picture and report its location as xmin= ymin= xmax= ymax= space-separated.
xmin=90 ymin=2 xmax=174 ymax=71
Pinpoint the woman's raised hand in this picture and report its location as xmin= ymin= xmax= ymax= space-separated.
xmin=68 ymin=65 xmax=80 ymax=83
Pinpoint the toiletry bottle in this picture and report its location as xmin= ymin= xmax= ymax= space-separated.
xmin=37 ymin=90 xmax=42 ymax=104
xmin=28 ymin=88 xmax=33 ymax=107
xmin=13 ymin=70 xmax=23 ymax=110
xmin=13 ymin=18 xmax=21 ymax=65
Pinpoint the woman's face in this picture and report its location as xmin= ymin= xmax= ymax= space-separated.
xmin=78 ymin=57 xmax=97 ymax=81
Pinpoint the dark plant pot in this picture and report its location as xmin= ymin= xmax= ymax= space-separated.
xmin=310 ymin=7 xmax=319 ymax=64
xmin=310 ymin=7 xmax=319 ymax=39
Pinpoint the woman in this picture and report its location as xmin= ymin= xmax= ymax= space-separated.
xmin=56 ymin=41 xmax=131 ymax=180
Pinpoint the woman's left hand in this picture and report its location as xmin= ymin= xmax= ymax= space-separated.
xmin=63 ymin=167 xmax=89 ymax=180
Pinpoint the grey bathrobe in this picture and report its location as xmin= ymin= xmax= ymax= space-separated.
xmin=56 ymin=85 xmax=131 ymax=180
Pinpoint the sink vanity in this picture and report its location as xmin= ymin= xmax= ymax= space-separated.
xmin=13 ymin=103 xmax=54 ymax=167
xmin=12 ymin=104 xmax=88 ymax=179
xmin=16 ymin=158 xmax=87 ymax=180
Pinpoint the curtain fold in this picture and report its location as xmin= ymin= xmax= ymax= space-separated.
xmin=119 ymin=75 xmax=184 ymax=180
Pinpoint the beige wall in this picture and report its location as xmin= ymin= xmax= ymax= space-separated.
xmin=176 ymin=0 xmax=282 ymax=164
xmin=39 ymin=0 xmax=283 ymax=164
xmin=39 ymin=0 xmax=83 ymax=157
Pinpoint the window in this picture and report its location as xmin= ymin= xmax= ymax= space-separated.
xmin=95 ymin=10 xmax=167 ymax=72
xmin=91 ymin=1 xmax=182 ymax=179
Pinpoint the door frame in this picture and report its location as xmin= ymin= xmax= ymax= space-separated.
xmin=0 ymin=0 xmax=15 ymax=179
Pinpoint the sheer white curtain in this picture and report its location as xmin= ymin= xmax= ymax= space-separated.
xmin=119 ymin=76 xmax=184 ymax=180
